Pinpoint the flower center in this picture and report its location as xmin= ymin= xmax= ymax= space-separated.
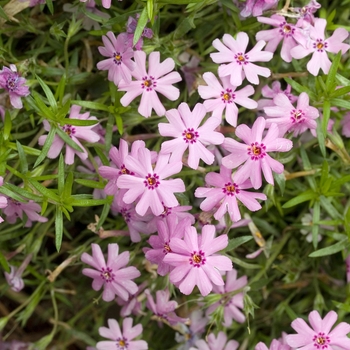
xmin=142 ymin=76 xmax=157 ymax=91
xmin=313 ymin=39 xmax=328 ymax=52
xmin=116 ymin=337 xmax=129 ymax=350
xmin=223 ymin=182 xmax=239 ymax=196
xmin=6 ymin=76 xmax=19 ymax=92
xmin=190 ymin=250 xmax=206 ymax=267
xmin=160 ymin=205 xmax=171 ymax=218
xmin=221 ymin=89 xmax=235 ymax=104
xmin=291 ymin=109 xmax=305 ymax=124
xmin=248 ymin=142 xmax=266 ymax=160
xmin=100 ymin=267 xmax=115 ymax=283
xmin=144 ymin=173 xmax=160 ymax=189
xmin=114 ymin=52 xmax=122 ymax=65
xmin=312 ymin=332 xmax=330 ymax=349
xmin=119 ymin=164 xmax=134 ymax=176
xmin=163 ymin=242 xmax=171 ymax=254
xmin=235 ymin=52 xmax=249 ymax=65
xmin=62 ymin=124 xmax=75 ymax=137
xmin=120 ymin=208 xmax=131 ymax=223
xmin=279 ymin=22 xmax=295 ymax=37
xmin=182 ymin=128 xmax=199 ymax=144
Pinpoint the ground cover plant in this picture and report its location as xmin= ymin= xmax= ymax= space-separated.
xmin=0 ymin=0 xmax=350 ymax=349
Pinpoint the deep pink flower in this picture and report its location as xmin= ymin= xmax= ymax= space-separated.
xmin=286 ymin=310 xmax=350 ymax=350
xmin=119 ymin=51 xmax=182 ymax=118
xmin=210 ymin=32 xmax=273 ymax=86
xmin=159 ymin=103 xmax=224 ymax=169
xmin=195 ymin=165 xmax=267 ymax=222
xmin=0 ymin=176 xmax=8 ymax=223
xmin=163 ymin=224 xmax=232 ymax=296
xmin=190 ymin=332 xmax=239 ymax=350
xmin=0 ymin=65 xmax=30 ymax=108
xmin=96 ymin=32 xmax=135 ymax=86
xmin=290 ymin=18 xmax=350 ymax=76
xmin=38 ymin=105 xmax=100 ymax=165
xmin=256 ymin=15 xmax=298 ymax=63
xmin=264 ymin=92 xmax=320 ymax=137
xmin=81 ymin=243 xmax=140 ymax=302
xmin=221 ymin=117 xmax=293 ymax=189
xmin=240 ymin=0 xmax=279 ymax=18
xmin=255 ymin=339 xmax=291 ymax=350
xmin=4 ymin=254 xmax=32 ymax=292
xmin=96 ymin=318 xmax=148 ymax=350
xmin=117 ymin=148 xmax=185 ymax=216
xmin=206 ymin=269 xmax=248 ymax=327
xmin=198 ymin=73 xmax=257 ymax=127
xmin=257 ymin=81 xmax=297 ymax=109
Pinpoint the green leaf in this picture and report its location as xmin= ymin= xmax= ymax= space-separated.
xmin=316 ymin=118 xmax=326 ymax=157
xmin=55 ymin=74 xmax=66 ymax=102
xmin=63 ymin=172 xmax=74 ymax=199
xmin=284 ymin=78 xmax=317 ymax=101
xmin=58 ymin=154 xmax=65 ymax=194
xmin=3 ymin=111 xmax=12 ymax=141
xmin=329 ymin=98 xmax=350 ymax=109
xmin=319 ymin=195 xmax=342 ymax=219
xmin=322 ymin=99 xmax=330 ymax=135
xmin=28 ymin=179 xmax=60 ymax=202
xmin=312 ymin=201 xmax=320 ymax=249
xmin=95 ymin=200 xmax=112 ymax=231
xmin=332 ymin=175 xmax=350 ymax=188
xmin=133 ymin=7 xmax=148 ymax=46
xmin=115 ymin=114 xmax=123 ymax=135
xmin=4 ymin=183 xmax=42 ymax=201
xmin=158 ymin=0 xmax=201 ymax=2
xmin=70 ymin=100 xmax=110 ymax=112
xmin=0 ymin=250 xmax=10 ymax=273
xmin=274 ymin=172 xmax=286 ymax=196
xmin=282 ymin=190 xmax=317 ymax=208
xmin=16 ymin=141 xmax=28 ymax=174
xmin=309 ymin=238 xmax=349 ymax=257
xmin=329 ymin=86 xmax=350 ymax=98
xmin=221 ymin=236 xmax=253 ymax=253
xmin=71 ymin=198 xmax=107 ymax=206
xmin=75 ymin=179 xmax=106 ymax=189
xmin=229 ymin=257 xmax=261 ymax=269
xmin=147 ymin=0 xmax=153 ymax=21
xmin=32 ymin=91 xmax=55 ymax=120
xmin=34 ymin=125 xmax=57 ymax=168
xmin=56 ymin=127 xmax=84 ymax=153
xmin=59 ymin=118 xmax=98 ymax=127
xmin=36 ymin=74 xmax=57 ymax=112
xmin=326 ymin=51 xmax=342 ymax=92
xmin=55 ymin=207 xmax=63 ymax=252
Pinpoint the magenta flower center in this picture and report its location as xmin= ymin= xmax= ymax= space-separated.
xmin=221 ymin=89 xmax=235 ymax=104
xmin=62 ymin=124 xmax=76 ymax=137
xmin=313 ymin=39 xmax=328 ymax=52
xmin=279 ymin=22 xmax=295 ymax=37
xmin=119 ymin=164 xmax=134 ymax=175
xmin=312 ymin=332 xmax=330 ymax=349
xmin=235 ymin=53 xmax=249 ymax=65
xmin=182 ymin=128 xmax=199 ymax=144
xmin=120 ymin=208 xmax=131 ymax=223
xmin=114 ymin=52 xmax=122 ymax=65
xmin=248 ymin=142 xmax=266 ymax=160
xmin=223 ymin=182 xmax=240 ymax=196
xmin=160 ymin=205 xmax=172 ymax=218
xmin=142 ymin=76 xmax=157 ymax=91
xmin=190 ymin=250 xmax=206 ymax=267
xmin=163 ymin=242 xmax=172 ymax=254
xmin=6 ymin=75 xmax=19 ymax=92
xmin=116 ymin=337 xmax=129 ymax=350
xmin=144 ymin=173 xmax=160 ymax=189
xmin=291 ymin=109 xmax=305 ymax=124
xmin=100 ymin=267 xmax=115 ymax=283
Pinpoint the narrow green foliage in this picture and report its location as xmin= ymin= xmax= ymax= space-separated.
xmin=220 ymin=236 xmax=253 ymax=253
xmin=312 ymin=201 xmax=320 ymax=248
xmin=56 ymin=127 xmax=84 ymax=153
xmin=0 ymin=250 xmax=10 ymax=273
xmin=16 ymin=141 xmax=28 ymax=174
xmin=326 ymin=51 xmax=342 ymax=92
xmin=3 ymin=111 xmax=12 ymax=141
xmin=34 ymin=126 xmax=56 ymax=168
xmin=133 ymin=7 xmax=148 ymax=46
xmin=282 ymin=190 xmax=317 ymax=208
xmin=55 ymin=207 xmax=63 ymax=252
xmin=309 ymin=238 xmax=349 ymax=257
xmin=35 ymin=75 xmax=58 ymax=113
xmin=322 ymin=99 xmax=331 ymax=135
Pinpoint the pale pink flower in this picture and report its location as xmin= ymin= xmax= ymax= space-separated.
xmin=117 ymin=148 xmax=185 ymax=216
xmin=38 ymin=105 xmax=100 ymax=165
xmin=240 ymin=0 xmax=279 ymax=17
xmin=96 ymin=32 xmax=135 ymax=86
xmin=119 ymin=51 xmax=182 ymax=118
xmin=190 ymin=332 xmax=239 ymax=350
xmin=0 ymin=176 xmax=8 ymax=223
xmin=195 ymin=165 xmax=267 ymax=222
xmin=286 ymin=310 xmax=350 ymax=350
xmin=291 ymin=0 xmax=321 ymax=25
xmin=96 ymin=318 xmax=148 ymax=350
xmin=290 ymin=18 xmax=350 ymax=76
xmin=198 ymin=73 xmax=257 ymax=127
xmin=81 ymin=243 xmax=140 ymax=302
xmin=257 ymin=81 xmax=297 ymax=109
xmin=210 ymin=32 xmax=273 ymax=86
xmin=206 ymin=269 xmax=247 ymax=327
xmin=256 ymin=15 xmax=298 ymax=62
xmin=221 ymin=117 xmax=293 ymax=189
xmin=264 ymin=92 xmax=320 ymax=137
xmin=116 ymin=282 xmax=147 ymax=317
xmin=158 ymin=103 xmax=224 ymax=169
xmin=255 ymin=339 xmax=291 ymax=350
xmin=163 ymin=224 xmax=232 ymax=296
xmin=4 ymin=254 xmax=32 ymax=292
xmin=0 ymin=65 xmax=30 ymax=109
xmin=341 ymin=112 xmax=350 ymax=137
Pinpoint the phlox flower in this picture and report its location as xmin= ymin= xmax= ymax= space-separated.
xmin=145 ymin=288 xmax=187 ymax=325
xmin=290 ymin=18 xmax=350 ymax=76
xmin=240 ymin=0 xmax=279 ymax=18
xmin=119 ymin=51 xmax=182 ymax=118
xmin=4 ymin=254 xmax=32 ymax=292
xmin=38 ymin=105 xmax=100 ymax=165
xmin=158 ymin=103 xmax=224 ymax=169
xmin=286 ymin=310 xmax=350 ymax=350
xmin=121 ymin=15 xmax=153 ymax=50
xmin=194 ymin=165 xmax=267 ymax=222
xmin=210 ymin=32 xmax=273 ymax=87
xmin=291 ymin=0 xmax=321 ymax=25
xmin=341 ymin=112 xmax=350 ymax=137
xmin=116 ymin=282 xmax=147 ymax=317
xmin=206 ymin=269 xmax=248 ymax=327
xmin=96 ymin=318 xmax=148 ymax=350
xmin=190 ymin=332 xmax=239 ymax=350
xmin=255 ymin=339 xmax=291 ymax=350
xmin=221 ymin=117 xmax=293 ymax=189
xmin=198 ymin=73 xmax=257 ymax=127
xmin=257 ymin=81 xmax=297 ymax=109
xmin=264 ymin=92 xmax=320 ymax=137
xmin=117 ymin=147 xmax=185 ymax=216
xmin=97 ymin=32 xmax=135 ymax=86
xmin=256 ymin=15 xmax=298 ymax=63
xmin=0 ymin=176 xmax=8 ymax=223
xmin=0 ymin=64 xmax=30 ymax=109
xmin=81 ymin=243 xmax=140 ymax=302
xmin=163 ymin=224 xmax=232 ymax=296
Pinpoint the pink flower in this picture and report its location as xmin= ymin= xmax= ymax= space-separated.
xmin=221 ymin=117 xmax=293 ymax=189
xmin=240 ymin=0 xmax=279 ymax=18
xmin=256 ymin=15 xmax=298 ymax=63
xmin=286 ymin=310 xmax=350 ymax=350
xmin=96 ymin=32 xmax=135 ymax=86
xmin=190 ymin=332 xmax=239 ymax=350
xmin=0 ymin=176 xmax=8 ymax=223
xmin=255 ymin=339 xmax=291 ymax=350
xmin=290 ymin=18 xmax=350 ymax=76
xmin=210 ymin=32 xmax=273 ymax=86
xmin=117 ymin=148 xmax=185 ymax=216
xmin=145 ymin=288 xmax=187 ymax=325
xmin=158 ymin=103 xmax=224 ymax=169
xmin=206 ymin=269 xmax=248 ymax=327
xmin=116 ymin=282 xmax=147 ymax=317
xmin=179 ymin=53 xmax=201 ymax=96
xmin=163 ymin=224 xmax=232 ymax=296
xmin=38 ymin=105 xmax=100 ymax=165
xmin=291 ymin=0 xmax=321 ymax=25
xmin=264 ymin=92 xmax=320 ymax=137
xmin=0 ymin=65 xmax=30 ymax=109
xmin=122 ymin=16 xmax=153 ymax=50
xmin=194 ymin=165 xmax=267 ymax=222
xmin=257 ymin=81 xmax=297 ymax=109
xmin=96 ymin=318 xmax=148 ymax=350
xmin=4 ymin=254 xmax=32 ymax=292
xmin=119 ymin=51 xmax=182 ymax=118
xmin=81 ymin=243 xmax=140 ymax=302
xmin=341 ymin=112 xmax=350 ymax=137
xmin=198 ymin=73 xmax=257 ymax=127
